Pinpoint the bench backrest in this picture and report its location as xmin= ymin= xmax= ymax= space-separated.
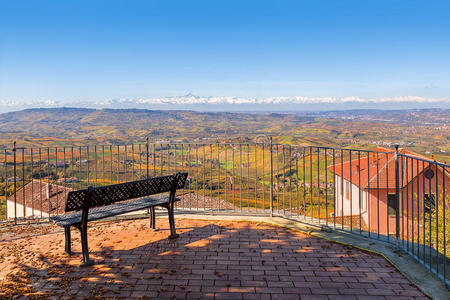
xmin=65 ymin=172 xmax=188 ymax=212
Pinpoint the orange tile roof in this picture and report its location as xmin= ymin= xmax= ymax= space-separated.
xmin=7 ymin=181 xmax=72 ymax=215
xmin=327 ymin=147 xmax=438 ymax=189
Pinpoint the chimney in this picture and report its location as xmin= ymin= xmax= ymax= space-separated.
xmin=46 ymin=184 xmax=51 ymax=200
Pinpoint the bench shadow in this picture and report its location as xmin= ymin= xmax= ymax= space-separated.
xmin=1 ymin=219 xmax=418 ymax=299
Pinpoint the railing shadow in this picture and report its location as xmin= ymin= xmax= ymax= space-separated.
xmin=1 ymin=219 xmax=424 ymax=299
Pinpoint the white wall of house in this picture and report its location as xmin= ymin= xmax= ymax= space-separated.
xmin=334 ymin=175 xmax=369 ymax=224
xmin=6 ymin=200 xmax=149 ymax=219
xmin=6 ymin=200 xmax=49 ymax=219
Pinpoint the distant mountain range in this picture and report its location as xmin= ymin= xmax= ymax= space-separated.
xmin=0 ymin=106 xmax=447 ymax=143
xmin=0 ymin=94 xmax=449 ymax=113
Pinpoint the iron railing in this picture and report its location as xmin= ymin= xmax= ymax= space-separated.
xmin=0 ymin=139 xmax=448 ymax=286
xmin=397 ymin=152 xmax=449 ymax=285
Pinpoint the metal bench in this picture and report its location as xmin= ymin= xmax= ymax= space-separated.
xmin=50 ymin=172 xmax=188 ymax=266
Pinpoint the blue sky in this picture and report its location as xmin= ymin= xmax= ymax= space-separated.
xmin=1 ymin=0 xmax=449 ymax=107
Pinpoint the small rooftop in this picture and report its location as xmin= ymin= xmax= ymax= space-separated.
xmin=6 ymin=181 xmax=72 ymax=216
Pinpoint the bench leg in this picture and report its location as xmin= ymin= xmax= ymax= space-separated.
xmin=149 ymin=207 xmax=156 ymax=230
xmin=64 ymin=226 xmax=72 ymax=255
xmin=166 ymin=204 xmax=179 ymax=239
xmin=78 ymin=225 xmax=94 ymax=267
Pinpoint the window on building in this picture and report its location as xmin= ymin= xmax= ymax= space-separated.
xmin=424 ymin=193 xmax=436 ymax=214
xmin=359 ymin=189 xmax=366 ymax=211
xmin=387 ymin=194 xmax=397 ymax=216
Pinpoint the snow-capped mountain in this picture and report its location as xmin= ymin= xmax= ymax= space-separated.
xmin=103 ymin=94 xmax=448 ymax=105
xmin=0 ymin=94 xmax=448 ymax=113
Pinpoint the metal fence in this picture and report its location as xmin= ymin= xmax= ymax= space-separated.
xmin=397 ymin=153 xmax=449 ymax=286
xmin=1 ymin=139 xmax=448 ymax=286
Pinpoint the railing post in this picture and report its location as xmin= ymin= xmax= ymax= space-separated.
xmin=13 ymin=141 xmax=17 ymax=225
xmin=270 ymin=137 xmax=274 ymax=217
xmin=394 ymin=145 xmax=400 ymax=245
xmin=146 ymin=137 xmax=149 ymax=179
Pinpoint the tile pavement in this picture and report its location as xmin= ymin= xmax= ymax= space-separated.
xmin=0 ymin=218 xmax=427 ymax=299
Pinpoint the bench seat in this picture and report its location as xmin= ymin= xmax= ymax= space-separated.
xmin=50 ymin=195 xmax=180 ymax=227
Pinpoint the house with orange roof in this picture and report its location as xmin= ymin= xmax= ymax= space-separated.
xmin=6 ymin=181 xmax=72 ymax=219
xmin=328 ymin=147 xmax=450 ymax=236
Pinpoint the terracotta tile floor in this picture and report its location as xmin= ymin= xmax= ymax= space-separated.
xmin=0 ymin=218 xmax=427 ymax=299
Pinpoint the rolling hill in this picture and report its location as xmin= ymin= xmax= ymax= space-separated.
xmin=0 ymin=107 xmax=448 ymax=162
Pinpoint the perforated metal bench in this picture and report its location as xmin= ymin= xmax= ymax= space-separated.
xmin=50 ymin=172 xmax=188 ymax=266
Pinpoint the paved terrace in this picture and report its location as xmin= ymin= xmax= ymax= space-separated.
xmin=0 ymin=218 xmax=427 ymax=299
